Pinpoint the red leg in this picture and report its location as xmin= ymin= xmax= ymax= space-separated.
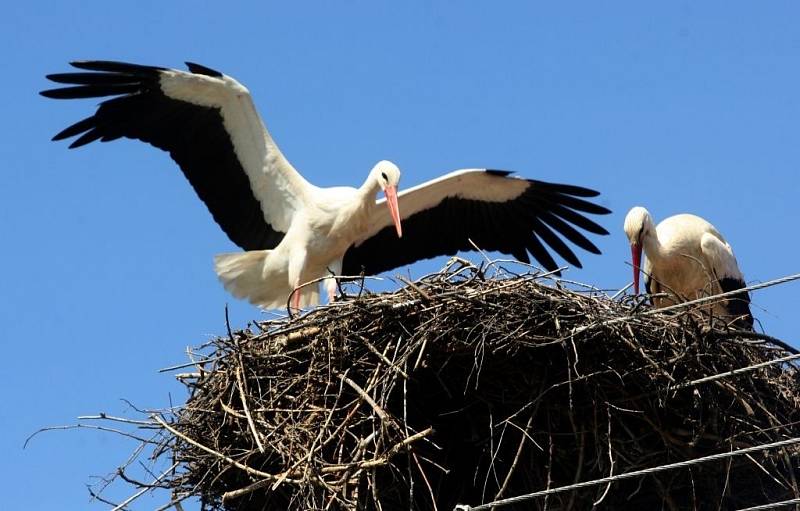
xmin=291 ymin=288 xmax=301 ymax=310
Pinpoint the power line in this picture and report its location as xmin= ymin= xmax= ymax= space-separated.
xmin=454 ymin=436 xmax=800 ymax=511
xmin=736 ymin=497 xmax=800 ymax=511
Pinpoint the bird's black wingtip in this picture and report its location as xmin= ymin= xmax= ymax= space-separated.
xmin=531 ymin=180 xmax=608 ymax=199
xmin=67 ymin=60 xmax=165 ymax=74
xmin=67 ymin=137 xmax=93 ymax=149
xmin=485 ymin=169 xmax=514 ymax=177
xmin=69 ymin=60 xmax=113 ymax=70
xmin=185 ymin=62 xmax=224 ymax=77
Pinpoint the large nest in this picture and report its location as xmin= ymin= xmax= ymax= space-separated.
xmin=120 ymin=260 xmax=800 ymax=510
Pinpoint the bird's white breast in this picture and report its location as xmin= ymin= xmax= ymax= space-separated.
xmin=300 ymin=186 xmax=370 ymax=262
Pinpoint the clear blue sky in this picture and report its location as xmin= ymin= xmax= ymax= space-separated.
xmin=2 ymin=2 xmax=799 ymax=509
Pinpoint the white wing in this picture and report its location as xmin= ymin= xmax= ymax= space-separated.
xmin=700 ymin=232 xmax=745 ymax=283
xmin=700 ymin=231 xmax=753 ymax=328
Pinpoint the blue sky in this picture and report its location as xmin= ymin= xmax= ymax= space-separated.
xmin=2 ymin=2 xmax=799 ymax=509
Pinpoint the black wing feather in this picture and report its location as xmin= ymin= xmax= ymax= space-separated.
xmin=539 ymin=200 xmax=609 ymax=235
xmin=644 ymin=272 xmax=653 ymax=297
xmin=533 ymin=180 xmax=602 ymax=198
xmin=538 ymin=190 xmax=610 ymax=215
xmin=342 ymin=173 xmax=610 ymax=276
xmin=70 ymin=128 xmax=105 ymax=148
xmin=69 ymin=60 xmax=166 ymax=74
xmin=41 ymin=83 xmax=143 ymax=99
xmin=525 ymin=233 xmax=558 ymax=272
xmin=185 ymin=62 xmax=224 ymax=77
xmin=52 ymin=117 xmax=97 ymax=141
xmin=42 ymin=60 xmax=284 ymax=250
xmin=529 ymin=217 xmax=581 ymax=267
xmin=45 ymin=72 xmax=141 ymax=85
xmin=535 ymin=210 xmax=601 ymax=254
xmin=718 ymin=277 xmax=754 ymax=330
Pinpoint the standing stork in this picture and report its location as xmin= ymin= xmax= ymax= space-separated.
xmin=623 ymin=206 xmax=753 ymax=329
xmin=42 ymin=60 xmax=611 ymax=309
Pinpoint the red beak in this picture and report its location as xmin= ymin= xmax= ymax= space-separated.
xmin=631 ymin=243 xmax=642 ymax=294
xmin=384 ymin=185 xmax=402 ymax=238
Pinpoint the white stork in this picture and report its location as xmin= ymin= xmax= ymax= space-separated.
xmin=42 ymin=60 xmax=611 ymax=309
xmin=623 ymin=206 xmax=753 ymax=329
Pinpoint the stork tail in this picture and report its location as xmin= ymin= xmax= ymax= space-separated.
xmin=214 ymin=251 xmax=320 ymax=309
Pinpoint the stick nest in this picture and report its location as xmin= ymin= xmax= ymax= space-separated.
xmin=141 ymin=260 xmax=799 ymax=510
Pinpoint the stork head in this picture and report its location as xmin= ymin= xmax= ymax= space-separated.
xmin=623 ymin=206 xmax=654 ymax=294
xmin=370 ymin=160 xmax=403 ymax=238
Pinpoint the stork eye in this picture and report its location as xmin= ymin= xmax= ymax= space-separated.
xmin=381 ymin=172 xmax=388 ymax=181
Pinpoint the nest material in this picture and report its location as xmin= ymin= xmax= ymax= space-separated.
xmin=152 ymin=261 xmax=799 ymax=510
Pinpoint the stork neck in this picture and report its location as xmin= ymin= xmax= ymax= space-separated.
xmin=641 ymin=231 xmax=664 ymax=263
xmin=358 ymin=174 xmax=383 ymax=207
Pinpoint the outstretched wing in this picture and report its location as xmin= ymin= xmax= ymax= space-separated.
xmin=41 ymin=60 xmax=314 ymax=250
xmin=342 ymin=169 xmax=610 ymax=275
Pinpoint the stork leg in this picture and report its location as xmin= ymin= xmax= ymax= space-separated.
xmin=288 ymin=248 xmax=308 ymax=312
xmin=325 ymin=259 xmax=344 ymax=304
xmin=291 ymin=288 xmax=302 ymax=311
xmin=325 ymin=278 xmax=337 ymax=303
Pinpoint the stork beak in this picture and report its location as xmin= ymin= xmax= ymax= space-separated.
xmin=384 ymin=185 xmax=402 ymax=238
xmin=631 ymin=243 xmax=642 ymax=295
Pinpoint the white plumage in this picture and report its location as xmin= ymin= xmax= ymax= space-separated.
xmin=623 ymin=206 xmax=753 ymax=329
xmin=213 ymin=160 xmax=402 ymax=309
xmin=43 ymin=60 xmax=611 ymax=309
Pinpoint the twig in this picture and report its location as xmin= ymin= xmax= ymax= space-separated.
xmin=24 ymin=424 xmax=155 ymax=448
xmin=592 ymin=405 xmax=615 ymax=506
xmin=225 ymin=303 xmax=234 ymax=341
xmin=339 ymin=373 xmax=389 ymax=422
xmin=235 ymin=365 xmax=266 ymax=453
xmin=158 ymin=355 xmax=222 ymax=373
xmin=77 ymin=414 xmax=156 ymax=426
xmin=492 ymin=411 xmax=535 ymax=505
xmin=397 ymin=275 xmax=433 ymax=301
xmin=358 ymin=333 xmax=409 ymax=379
xmin=109 ymin=462 xmax=178 ymax=511
xmin=716 ymin=330 xmax=800 ymax=355
xmin=224 ymin=424 xmax=434 ymax=504
xmin=151 ymin=414 xmax=303 ymax=484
